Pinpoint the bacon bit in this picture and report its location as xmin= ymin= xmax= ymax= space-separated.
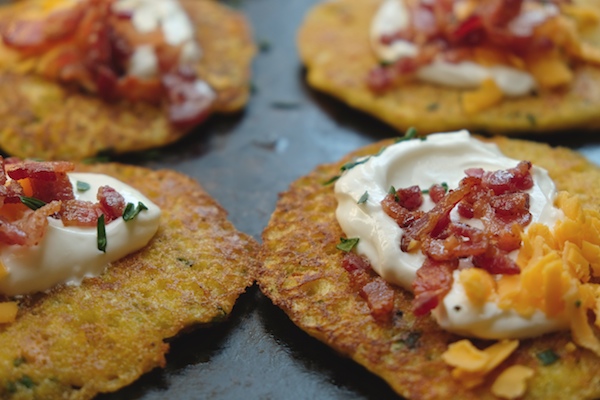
xmin=6 ymin=161 xmax=74 ymax=181
xmin=412 ymin=259 xmax=456 ymax=316
xmin=342 ymin=252 xmax=395 ymax=322
xmin=0 ymin=201 xmax=61 ymax=246
xmin=59 ymin=200 xmax=102 ymax=227
xmin=163 ymin=70 xmax=215 ymax=130
xmin=0 ymin=0 xmax=214 ymax=127
xmin=380 ymin=162 xmax=534 ymax=315
xmin=429 ymin=184 xmax=447 ymax=203
xmin=359 ymin=278 xmax=395 ymax=323
xmin=396 ymin=185 xmax=423 ymax=211
xmin=97 ymin=185 xmax=125 ymax=222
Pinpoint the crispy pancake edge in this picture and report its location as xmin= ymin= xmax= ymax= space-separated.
xmin=298 ymin=0 xmax=600 ymax=135
xmin=259 ymin=137 xmax=600 ymax=400
xmin=0 ymin=163 xmax=259 ymax=400
xmin=0 ymin=0 xmax=255 ymax=160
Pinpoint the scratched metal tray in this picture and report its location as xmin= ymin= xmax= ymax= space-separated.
xmin=8 ymin=0 xmax=600 ymax=399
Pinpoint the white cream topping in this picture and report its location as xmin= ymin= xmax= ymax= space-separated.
xmin=129 ymin=44 xmax=159 ymax=79
xmin=0 ymin=173 xmax=161 ymax=296
xmin=334 ymin=130 xmax=565 ymax=339
xmin=370 ymin=0 xmax=540 ymax=96
xmin=112 ymin=0 xmax=202 ymax=77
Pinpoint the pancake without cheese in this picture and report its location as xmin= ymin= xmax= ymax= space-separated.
xmin=258 ymin=136 xmax=600 ymax=399
xmin=0 ymin=0 xmax=255 ymax=160
xmin=0 ymin=163 xmax=258 ymax=399
xmin=298 ymin=0 xmax=600 ymax=135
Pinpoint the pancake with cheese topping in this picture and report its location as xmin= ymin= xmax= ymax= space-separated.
xmin=258 ymin=135 xmax=600 ymax=399
xmin=298 ymin=0 xmax=600 ymax=134
xmin=0 ymin=0 xmax=254 ymax=160
xmin=0 ymin=162 xmax=258 ymax=399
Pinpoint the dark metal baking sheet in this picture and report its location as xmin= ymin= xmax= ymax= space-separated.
xmin=13 ymin=0 xmax=600 ymax=398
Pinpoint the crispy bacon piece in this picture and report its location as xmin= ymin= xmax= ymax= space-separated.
xmin=163 ymin=70 xmax=215 ymax=130
xmin=97 ymin=185 xmax=126 ymax=222
xmin=360 ymin=278 xmax=395 ymax=323
xmin=60 ymin=200 xmax=102 ymax=227
xmin=429 ymin=184 xmax=447 ymax=203
xmin=342 ymin=252 xmax=395 ymax=322
xmin=379 ymin=161 xmax=534 ymax=316
xmin=0 ymin=201 xmax=61 ymax=246
xmin=412 ymin=259 xmax=457 ymax=317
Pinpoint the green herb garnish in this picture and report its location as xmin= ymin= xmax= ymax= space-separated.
xmin=537 ymin=349 xmax=560 ymax=366
xmin=76 ymin=181 xmax=91 ymax=192
xmin=323 ymin=175 xmax=340 ymax=186
xmin=526 ymin=113 xmax=537 ymax=126
xmin=575 ymin=299 xmax=582 ymax=308
xmin=97 ymin=215 xmax=106 ymax=253
xmin=341 ymin=157 xmax=370 ymax=172
xmin=12 ymin=357 xmax=25 ymax=367
xmin=19 ymin=196 xmax=46 ymax=211
xmin=441 ymin=182 xmax=449 ymax=192
xmin=122 ymin=202 xmax=148 ymax=222
xmin=336 ymin=237 xmax=359 ymax=252
xmin=395 ymin=127 xmax=418 ymax=143
xmin=357 ymin=191 xmax=369 ymax=204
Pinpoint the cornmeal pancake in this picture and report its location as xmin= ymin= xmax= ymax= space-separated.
xmin=0 ymin=0 xmax=254 ymax=160
xmin=259 ymin=137 xmax=600 ymax=399
xmin=298 ymin=0 xmax=600 ymax=135
xmin=0 ymin=163 xmax=258 ymax=399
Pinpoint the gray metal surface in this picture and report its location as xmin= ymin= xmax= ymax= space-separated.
xmin=10 ymin=0 xmax=600 ymax=398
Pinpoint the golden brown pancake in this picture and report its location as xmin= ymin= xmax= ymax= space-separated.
xmin=298 ymin=0 xmax=600 ymax=135
xmin=0 ymin=0 xmax=255 ymax=160
xmin=0 ymin=163 xmax=258 ymax=399
xmin=259 ymin=136 xmax=600 ymax=399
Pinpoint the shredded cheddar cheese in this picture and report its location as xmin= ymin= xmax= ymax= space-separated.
xmin=461 ymin=78 xmax=503 ymax=115
xmin=491 ymin=365 xmax=535 ymax=399
xmin=442 ymin=339 xmax=519 ymax=389
xmin=0 ymin=302 xmax=18 ymax=324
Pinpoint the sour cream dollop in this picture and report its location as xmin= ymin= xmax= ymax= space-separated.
xmin=369 ymin=0 xmax=555 ymax=96
xmin=334 ymin=130 xmax=567 ymax=338
xmin=0 ymin=173 xmax=161 ymax=296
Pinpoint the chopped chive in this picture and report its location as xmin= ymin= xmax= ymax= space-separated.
xmin=323 ymin=175 xmax=340 ymax=186
xmin=97 ymin=215 xmax=106 ymax=253
xmin=122 ymin=202 xmax=148 ymax=222
xmin=526 ymin=113 xmax=537 ymax=126
xmin=18 ymin=376 xmax=35 ymax=389
xmin=19 ymin=196 xmax=46 ymax=211
xmin=336 ymin=237 xmax=359 ymax=252
xmin=575 ymin=299 xmax=582 ymax=308
xmin=396 ymin=127 xmax=418 ymax=143
xmin=388 ymin=185 xmax=396 ymax=195
xmin=357 ymin=191 xmax=369 ymax=204
xmin=536 ymin=349 xmax=560 ymax=366
xmin=340 ymin=157 xmax=370 ymax=172
xmin=426 ymin=102 xmax=439 ymax=111
xmin=441 ymin=182 xmax=449 ymax=192
xmin=76 ymin=181 xmax=91 ymax=192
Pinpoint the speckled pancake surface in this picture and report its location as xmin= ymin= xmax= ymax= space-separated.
xmin=259 ymin=137 xmax=600 ymax=399
xmin=0 ymin=163 xmax=258 ymax=399
xmin=0 ymin=0 xmax=255 ymax=160
xmin=298 ymin=0 xmax=600 ymax=135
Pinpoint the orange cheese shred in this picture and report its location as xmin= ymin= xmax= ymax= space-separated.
xmin=0 ymin=302 xmax=18 ymax=324
xmin=491 ymin=365 xmax=535 ymax=399
xmin=461 ymin=78 xmax=503 ymax=114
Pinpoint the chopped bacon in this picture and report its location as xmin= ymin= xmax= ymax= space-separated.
xmin=367 ymin=0 xmax=565 ymax=90
xmin=377 ymin=161 xmax=535 ymax=316
xmin=97 ymin=185 xmax=125 ymax=222
xmin=360 ymin=278 xmax=395 ymax=323
xmin=59 ymin=200 xmax=102 ymax=227
xmin=0 ymin=201 xmax=61 ymax=246
xmin=412 ymin=259 xmax=457 ymax=316
xmin=0 ymin=0 xmax=214 ymax=127
xmin=429 ymin=184 xmax=447 ymax=203
xmin=163 ymin=70 xmax=215 ymax=130
xmin=0 ymin=159 xmax=127 ymax=246
xmin=342 ymin=252 xmax=395 ymax=322
xmin=1 ymin=5 xmax=85 ymax=51
xmin=396 ymin=185 xmax=423 ymax=211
